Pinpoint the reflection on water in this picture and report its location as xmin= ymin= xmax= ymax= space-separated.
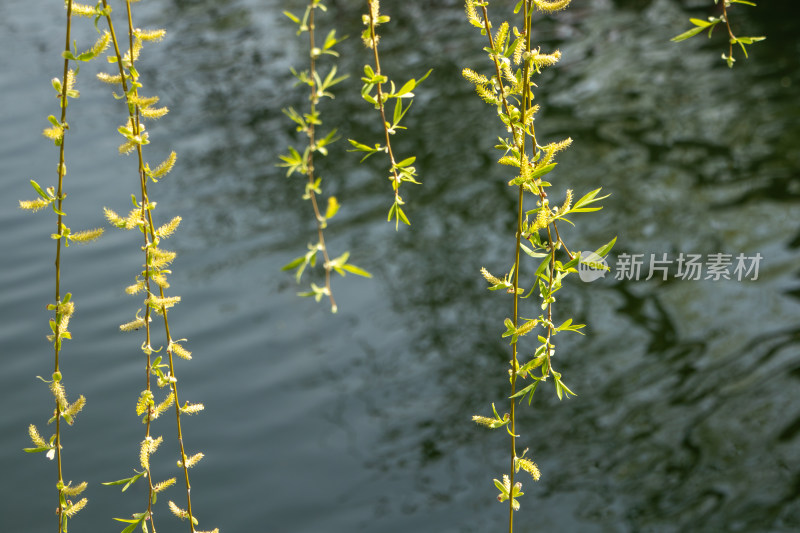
xmin=1 ymin=0 xmax=798 ymax=531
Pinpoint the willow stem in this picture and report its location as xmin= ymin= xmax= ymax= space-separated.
xmin=54 ymin=3 xmax=74 ymax=531
xmin=304 ymin=3 xmax=336 ymax=312
xmin=366 ymin=2 xmax=403 ymax=212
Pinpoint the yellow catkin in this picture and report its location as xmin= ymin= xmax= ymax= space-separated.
xmin=62 ymin=498 xmax=87 ymax=518
xmin=71 ymin=3 xmax=95 ymax=17
xmin=136 ymin=390 xmax=153 ymax=416
xmin=513 ymin=37 xmax=525 ymax=65
xmin=169 ymin=501 xmax=189 ymax=520
xmin=531 ymin=49 xmax=562 ymax=71
xmin=462 ymin=67 xmax=489 ymax=86
xmin=123 ymin=38 xmax=143 ymax=65
xmin=124 ymin=208 xmax=144 ymax=230
xmin=19 ymin=198 xmax=51 ymax=212
xmin=64 ymin=395 xmax=86 ymax=418
xmin=148 ymin=151 xmax=177 ymax=180
xmin=515 ymin=319 xmax=539 ymax=337
xmin=150 ymin=248 xmax=177 ymax=267
xmin=153 ymin=478 xmax=176 ymax=493
xmin=64 ymin=69 xmax=77 ymax=93
xmin=152 ymin=394 xmax=175 ymax=419
xmin=480 ymin=267 xmax=503 ymax=285
xmin=141 ymin=106 xmax=169 ymax=119
xmin=465 ymin=0 xmax=481 ymax=24
xmin=517 ymin=457 xmax=541 ymax=481
xmin=180 ymin=402 xmax=204 ymax=415
xmin=96 ymin=72 xmax=123 ymax=85
xmin=178 ymin=452 xmax=204 ymax=468
xmin=120 ymin=317 xmax=146 ymax=332
xmin=136 ymin=28 xmax=166 ymax=41
xmin=472 ymin=415 xmax=497 ymax=428
xmin=534 ymin=0 xmax=572 ymax=12
xmin=43 ymin=125 xmax=64 ymax=142
xmin=91 ymin=31 xmax=111 ymax=57
xmin=140 ymin=435 xmax=163 ymax=471
xmin=50 ymin=380 xmax=67 ymax=408
xmin=156 ymin=216 xmax=181 ymax=238
xmin=170 ymin=342 xmax=192 ymax=360
xmin=28 ymin=424 xmax=46 ymax=447
xmin=103 ymin=207 xmax=126 ymax=227
xmin=69 ymin=228 xmax=104 ymax=243
xmin=557 ymin=189 xmax=573 ymax=216
xmin=475 ymin=84 xmax=500 ymax=105
xmin=129 ymin=95 xmax=159 ymax=108
xmin=125 ymin=280 xmax=146 ymax=295
xmin=61 ymin=481 xmax=88 ymax=496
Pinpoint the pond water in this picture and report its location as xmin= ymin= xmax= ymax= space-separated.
xmin=1 ymin=0 xmax=798 ymax=532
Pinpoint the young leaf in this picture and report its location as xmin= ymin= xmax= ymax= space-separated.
xmin=671 ymin=25 xmax=707 ymax=42
xmin=341 ymin=264 xmax=373 ymax=278
xmin=325 ymin=196 xmax=340 ymax=219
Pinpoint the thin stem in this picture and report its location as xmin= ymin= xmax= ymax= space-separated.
xmin=102 ymin=2 xmax=193 ymax=529
xmin=506 ymin=0 xmax=534 ymax=526
xmin=366 ymin=1 xmax=403 ymax=221
xmin=305 ymin=3 xmax=336 ymax=312
xmin=54 ymin=2 xmax=74 ymax=530
xmin=721 ymin=1 xmax=735 ymax=61
xmin=121 ymin=1 xmax=163 ymax=527
xmin=477 ymin=3 xmax=529 ymax=528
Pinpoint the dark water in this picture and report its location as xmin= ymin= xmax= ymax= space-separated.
xmin=2 ymin=0 xmax=799 ymax=531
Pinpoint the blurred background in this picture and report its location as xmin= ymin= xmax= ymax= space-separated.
xmin=1 ymin=0 xmax=798 ymax=531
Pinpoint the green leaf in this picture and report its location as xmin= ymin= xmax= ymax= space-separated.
xmin=534 ymin=255 xmax=550 ymax=281
xmin=23 ymin=446 xmax=52 ymax=453
xmin=395 ymin=206 xmax=410 ymax=226
xmin=283 ymin=10 xmax=300 ymax=24
xmin=395 ymin=78 xmax=416 ymax=98
xmin=418 ymin=68 xmax=433 ymax=85
xmin=520 ymin=243 xmax=548 ymax=259
xmin=392 ymin=98 xmax=405 ymax=125
xmin=121 ymin=522 xmax=140 ymax=533
xmin=510 ymin=163 xmax=556 ymax=186
xmin=594 ymin=236 xmax=617 ymax=258
xmin=30 ymin=179 xmax=49 ymax=200
xmin=689 ymin=18 xmax=714 ymax=28
xmin=348 ymin=139 xmax=383 ymax=162
xmin=282 ymin=256 xmax=305 ymax=271
xmin=102 ymin=472 xmax=144 ymax=492
xmin=510 ymin=381 xmax=537 ymax=401
xmin=320 ymin=65 xmax=348 ymax=92
xmin=341 ymin=264 xmax=372 ymax=278
xmin=736 ymin=36 xmax=765 ymax=45
xmin=347 ymin=139 xmax=375 ymax=152
xmin=554 ymin=376 xmax=577 ymax=400
xmin=671 ymin=25 xmax=707 ymax=42
xmin=395 ymin=156 xmax=416 ymax=168
xmin=501 ymin=318 xmax=517 ymax=342
xmin=325 ymin=196 xmax=340 ymax=219
xmin=569 ymin=187 xmax=609 ymax=213
xmin=555 ymin=318 xmax=586 ymax=335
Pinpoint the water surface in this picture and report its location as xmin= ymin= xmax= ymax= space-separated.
xmin=1 ymin=0 xmax=798 ymax=531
